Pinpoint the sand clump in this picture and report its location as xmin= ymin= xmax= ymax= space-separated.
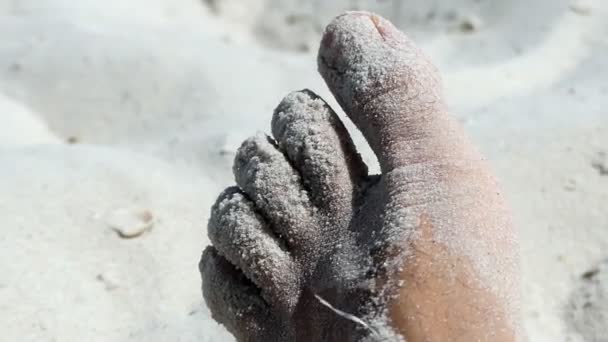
xmin=567 ymin=260 xmax=608 ymax=341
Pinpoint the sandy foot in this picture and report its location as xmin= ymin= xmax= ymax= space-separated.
xmin=201 ymin=12 xmax=522 ymax=341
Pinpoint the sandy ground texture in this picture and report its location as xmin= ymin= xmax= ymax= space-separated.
xmin=0 ymin=0 xmax=607 ymax=341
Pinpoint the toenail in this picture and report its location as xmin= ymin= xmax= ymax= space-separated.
xmin=369 ymin=15 xmax=387 ymax=39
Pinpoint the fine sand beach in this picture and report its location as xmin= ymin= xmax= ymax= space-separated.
xmin=1 ymin=1 xmax=607 ymax=341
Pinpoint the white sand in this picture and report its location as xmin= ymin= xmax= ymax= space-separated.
xmin=0 ymin=0 xmax=606 ymax=341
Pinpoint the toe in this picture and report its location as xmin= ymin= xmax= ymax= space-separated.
xmin=233 ymin=134 xmax=319 ymax=259
xmin=200 ymin=246 xmax=275 ymax=341
xmin=318 ymin=12 xmax=470 ymax=172
xmin=208 ymin=187 xmax=300 ymax=313
xmin=271 ymin=89 xmax=367 ymax=219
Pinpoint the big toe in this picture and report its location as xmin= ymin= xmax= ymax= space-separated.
xmin=318 ymin=12 xmax=469 ymax=172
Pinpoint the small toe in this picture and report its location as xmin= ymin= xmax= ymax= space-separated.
xmin=208 ymin=187 xmax=300 ymax=313
xmin=233 ymin=134 xmax=319 ymax=259
xmin=271 ymin=89 xmax=367 ymax=219
xmin=200 ymin=246 xmax=275 ymax=341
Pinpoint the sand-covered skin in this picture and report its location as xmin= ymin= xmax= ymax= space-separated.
xmin=202 ymin=12 xmax=522 ymax=341
xmin=319 ymin=13 xmax=523 ymax=340
xmin=201 ymin=89 xmax=393 ymax=341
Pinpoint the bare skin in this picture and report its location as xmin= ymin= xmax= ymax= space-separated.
xmin=200 ymin=12 xmax=522 ymax=342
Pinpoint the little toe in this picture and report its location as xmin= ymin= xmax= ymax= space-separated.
xmin=271 ymin=89 xmax=367 ymax=219
xmin=233 ymin=134 xmax=318 ymax=258
xmin=318 ymin=12 xmax=471 ymax=172
xmin=208 ymin=187 xmax=300 ymax=313
xmin=200 ymin=247 xmax=275 ymax=341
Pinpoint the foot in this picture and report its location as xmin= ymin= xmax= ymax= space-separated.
xmin=200 ymin=12 xmax=522 ymax=342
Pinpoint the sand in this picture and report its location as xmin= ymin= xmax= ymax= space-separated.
xmin=0 ymin=0 xmax=607 ymax=341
